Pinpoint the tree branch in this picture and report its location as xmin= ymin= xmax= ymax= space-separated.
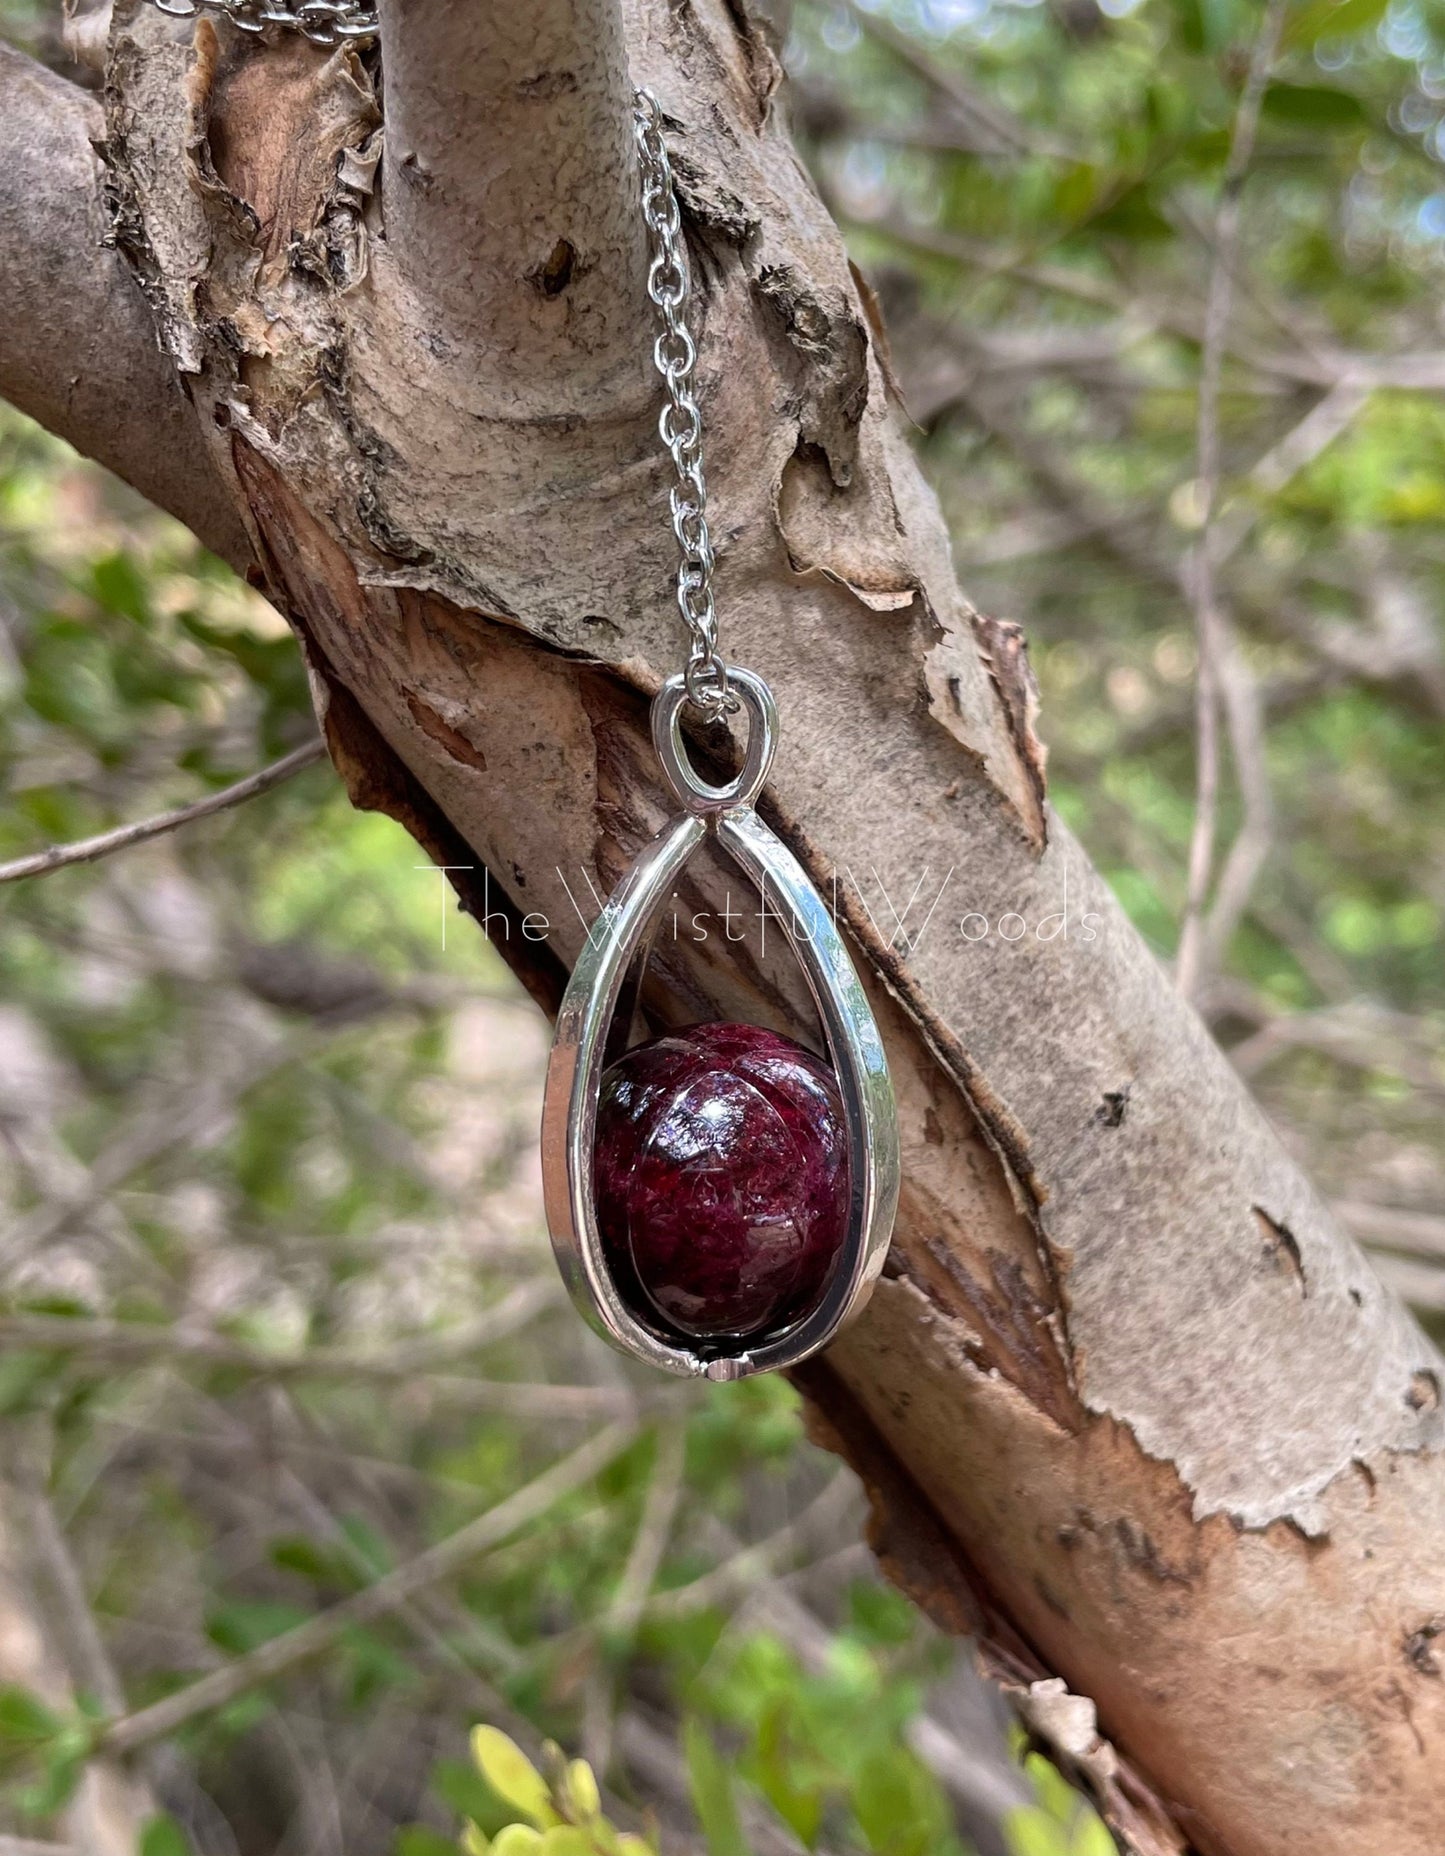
xmin=0 ymin=739 xmax=327 ymax=886
xmin=0 ymin=43 xmax=251 ymax=572
xmin=375 ymin=0 xmax=649 ymax=405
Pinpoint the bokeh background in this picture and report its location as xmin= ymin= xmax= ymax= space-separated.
xmin=1 ymin=0 xmax=1443 ymax=1851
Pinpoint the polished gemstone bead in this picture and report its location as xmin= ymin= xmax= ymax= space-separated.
xmin=593 ymin=1022 xmax=849 ymax=1342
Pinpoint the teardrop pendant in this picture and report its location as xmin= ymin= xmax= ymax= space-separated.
xmin=541 ymin=670 xmax=899 ymax=1380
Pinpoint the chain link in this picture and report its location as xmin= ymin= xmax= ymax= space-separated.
xmin=148 ymin=0 xmax=377 ymax=46
xmin=632 ymin=90 xmax=732 ymax=718
xmin=129 ymin=7 xmax=725 ymax=712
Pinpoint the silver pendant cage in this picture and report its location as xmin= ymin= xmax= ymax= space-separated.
xmin=540 ymin=671 xmax=900 ymax=1380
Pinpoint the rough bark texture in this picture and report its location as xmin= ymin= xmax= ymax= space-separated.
xmin=0 ymin=40 xmax=249 ymax=569
xmin=3 ymin=5 xmax=1444 ymax=1852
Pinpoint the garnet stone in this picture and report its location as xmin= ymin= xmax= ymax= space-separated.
xmin=593 ymin=1022 xmax=850 ymax=1343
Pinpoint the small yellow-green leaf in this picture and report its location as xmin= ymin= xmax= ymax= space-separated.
xmin=565 ymin=1758 xmax=600 ymax=1822
xmin=461 ymin=1825 xmax=492 ymax=1856
xmin=491 ymin=1829 xmax=544 ymax=1856
xmin=1072 ymin=1813 xmax=1119 ymax=1856
xmin=1004 ymin=1805 xmax=1071 ymax=1856
xmin=616 ymin=1838 xmax=657 ymax=1856
xmin=540 ymin=1831 xmax=592 ymax=1856
xmin=471 ymin=1728 xmax=552 ymax=1825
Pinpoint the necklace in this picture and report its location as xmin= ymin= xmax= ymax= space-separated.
xmin=126 ymin=5 xmax=901 ymax=1379
xmin=543 ymin=95 xmax=898 ymax=1382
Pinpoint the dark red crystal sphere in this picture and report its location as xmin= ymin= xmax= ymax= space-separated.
xmin=593 ymin=1022 xmax=850 ymax=1343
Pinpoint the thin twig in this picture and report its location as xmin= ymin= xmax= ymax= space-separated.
xmin=1368 ymin=1252 xmax=1445 ymax=1314
xmin=647 ymin=1465 xmax=860 ymax=1622
xmin=839 ymin=0 xmax=1074 ymax=161
xmin=0 ymin=739 xmax=328 ymax=886
xmin=0 ymin=1308 xmax=639 ymax=1417
xmin=1199 ymin=634 xmax=1273 ymax=971
xmin=583 ymin=1420 xmax=687 ymax=1774
xmin=1176 ymin=0 xmax=1287 ymax=998
xmin=870 ymin=215 xmax=1445 ymax=393
xmin=98 ymin=1421 xmax=637 ymax=1756
xmin=4 ymin=1020 xmax=346 ymax=1264
xmin=15 ymin=1421 xmax=129 ymax=1716
xmin=1336 ymin=1200 xmax=1445 ymax=1265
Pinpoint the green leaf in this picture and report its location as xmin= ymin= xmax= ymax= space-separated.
xmin=89 ymin=553 xmax=151 ymax=627
xmin=1261 ymin=83 xmax=1369 ymax=131
xmin=753 ymin=1699 xmax=821 ymax=1848
xmin=394 ymin=1828 xmax=460 ymax=1856
xmin=140 ymin=1813 xmax=194 ymax=1856
xmin=433 ymin=1758 xmax=515 ymax=1837
xmin=683 ymin=1718 xmax=752 ymax=1856
xmin=1025 ymin=1752 xmax=1082 ymax=1825
xmin=1072 ymin=1813 xmax=1119 ymax=1856
xmin=539 ymin=1832 xmax=592 ymax=1856
xmin=1283 ymin=0 xmax=1389 ymax=48
xmin=846 ymin=1583 xmax=916 ymax=1649
xmin=563 ymin=1757 xmax=600 ymax=1823
xmin=0 ymin=1686 xmax=62 ymax=1745
xmin=0 ymin=1349 xmax=62 ymax=1417
xmin=470 ymin=1728 xmax=552 ymax=1826
xmin=206 ymin=1598 xmax=311 ymax=1655
xmin=270 ymin=1536 xmax=354 ymax=1586
xmin=491 ymin=1830 xmax=543 ymax=1856
xmin=1004 ymin=1805 xmax=1072 ymax=1856
xmin=853 ymin=1749 xmax=948 ymax=1856
xmin=1171 ymin=0 xmax=1239 ymax=56
xmin=16 ymin=1724 xmax=90 ymax=1819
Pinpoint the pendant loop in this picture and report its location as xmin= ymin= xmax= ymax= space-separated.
xmin=651 ymin=668 xmax=777 ymax=814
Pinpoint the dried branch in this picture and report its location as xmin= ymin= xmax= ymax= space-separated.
xmin=1338 ymin=1201 xmax=1445 ymax=1266
xmin=1176 ymin=0 xmax=1288 ymax=998
xmin=647 ymin=1467 xmax=860 ymax=1623
xmin=582 ymin=1419 xmax=686 ymax=1773
xmin=1198 ymin=631 xmax=1273 ymax=972
xmin=1370 ymin=1254 xmax=1445 ymax=1314
xmin=0 ymin=1308 xmax=647 ymax=1419
xmin=0 ymin=740 xmax=328 ymax=886
xmin=840 ymin=0 xmax=1074 ymax=161
xmin=15 ymin=1423 xmax=128 ymax=1717
xmin=868 ymin=215 xmax=1445 ymax=394
xmin=98 ymin=1422 xmax=637 ymax=1756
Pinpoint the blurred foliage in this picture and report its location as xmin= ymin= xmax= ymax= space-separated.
xmin=1 ymin=0 xmax=1445 ymax=1851
xmin=786 ymin=0 xmax=1445 ymax=1292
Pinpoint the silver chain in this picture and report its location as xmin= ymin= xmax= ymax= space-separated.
xmin=631 ymin=90 xmax=730 ymax=718
xmin=131 ymin=8 xmax=727 ymax=712
xmin=147 ymin=0 xmax=376 ymax=45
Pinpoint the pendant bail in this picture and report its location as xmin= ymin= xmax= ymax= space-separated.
xmin=651 ymin=668 xmax=777 ymax=814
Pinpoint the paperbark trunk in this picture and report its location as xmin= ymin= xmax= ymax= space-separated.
xmin=2 ymin=6 xmax=1443 ymax=1852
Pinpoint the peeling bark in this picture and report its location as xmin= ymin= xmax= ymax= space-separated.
xmin=3 ymin=4 xmax=1444 ymax=1851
